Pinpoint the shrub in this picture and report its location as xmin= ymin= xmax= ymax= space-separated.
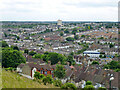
xmin=61 ymin=83 xmax=77 ymax=90
xmin=42 ymin=75 xmax=53 ymax=85
xmin=54 ymin=80 xmax=62 ymax=87
xmin=86 ymin=81 xmax=92 ymax=85
xmin=84 ymin=85 xmax=95 ymax=90
xmin=98 ymin=87 xmax=107 ymax=90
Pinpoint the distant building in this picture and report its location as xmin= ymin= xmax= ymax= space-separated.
xmin=83 ymin=50 xmax=100 ymax=58
xmin=57 ymin=19 xmax=62 ymax=26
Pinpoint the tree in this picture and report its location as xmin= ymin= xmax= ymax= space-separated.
xmin=1 ymin=41 xmax=9 ymax=47
xmin=99 ymin=54 xmax=103 ymax=58
xmin=4 ymin=33 xmax=7 ymax=37
xmin=60 ymin=32 xmax=64 ymax=36
xmin=29 ymin=51 xmax=36 ymax=56
xmin=34 ymin=71 xmax=44 ymax=80
xmin=11 ymin=45 xmax=19 ymax=51
xmin=43 ymin=52 xmax=66 ymax=65
xmin=42 ymin=75 xmax=53 ymax=85
xmin=24 ymin=49 xmax=29 ymax=54
xmin=81 ymin=35 xmax=85 ymax=38
xmin=86 ymin=81 xmax=92 ymax=85
xmin=67 ymin=55 xmax=75 ymax=66
xmin=109 ymin=43 xmax=114 ymax=48
xmin=54 ymin=64 xmax=65 ymax=79
xmin=33 ymin=53 xmax=42 ymax=59
xmin=69 ymin=52 xmax=74 ymax=56
xmin=54 ymin=80 xmax=62 ymax=87
xmin=61 ymin=83 xmax=77 ymax=90
xmin=92 ymin=61 xmax=99 ymax=65
xmin=64 ymin=29 xmax=69 ymax=33
xmin=2 ymin=48 xmax=26 ymax=68
xmin=74 ymin=35 xmax=79 ymax=40
xmin=66 ymin=37 xmax=74 ymax=41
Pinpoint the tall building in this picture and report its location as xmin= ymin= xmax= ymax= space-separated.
xmin=57 ymin=19 xmax=62 ymax=26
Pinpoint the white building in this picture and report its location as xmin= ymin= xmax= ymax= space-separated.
xmin=83 ymin=50 xmax=100 ymax=58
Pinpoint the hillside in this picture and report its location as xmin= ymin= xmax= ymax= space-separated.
xmin=2 ymin=69 xmax=57 ymax=88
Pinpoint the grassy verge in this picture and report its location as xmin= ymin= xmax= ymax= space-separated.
xmin=2 ymin=69 xmax=57 ymax=88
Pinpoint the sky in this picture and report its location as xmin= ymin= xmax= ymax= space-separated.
xmin=0 ymin=0 xmax=119 ymax=21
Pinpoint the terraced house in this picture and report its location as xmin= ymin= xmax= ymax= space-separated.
xmin=17 ymin=61 xmax=55 ymax=79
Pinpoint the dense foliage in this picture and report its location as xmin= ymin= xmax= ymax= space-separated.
xmin=66 ymin=37 xmax=75 ymax=41
xmin=61 ymin=83 xmax=77 ymax=90
xmin=2 ymin=48 xmax=26 ymax=68
xmin=42 ymin=52 xmax=66 ymax=65
xmin=104 ymin=61 xmax=120 ymax=72
xmin=54 ymin=64 xmax=66 ymax=79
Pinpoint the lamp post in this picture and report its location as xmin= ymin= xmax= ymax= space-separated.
xmin=109 ymin=77 xmax=114 ymax=90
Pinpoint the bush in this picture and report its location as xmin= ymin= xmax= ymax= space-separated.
xmin=66 ymin=37 xmax=75 ymax=41
xmin=5 ymin=67 xmax=15 ymax=71
xmin=84 ymin=85 xmax=95 ymax=90
xmin=54 ymin=80 xmax=62 ymax=87
xmin=42 ymin=75 xmax=53 ymax=85
xmin=29 ymin=51 xmax=36 ymax=56
xmin=86 ymin=81 xmax=92 ymax=85
xmin=98 ymin=87 xmax=107 ymax=90
xmin=34 ymin=72 xmax=44 ymax=80
xmin=61 ymin=83 xmax=77 ymax=90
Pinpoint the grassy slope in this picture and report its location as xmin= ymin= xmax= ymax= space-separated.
xmin=2 ymin=69 xmax=57 ymax=88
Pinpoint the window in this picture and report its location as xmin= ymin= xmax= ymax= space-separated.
xmin=41 ymin=70 xmax=43 ymax=74
xmin=51 ymin=71 xmax=53 ymax=73
xmin=45 ymin=71 xmax=47 ymax=75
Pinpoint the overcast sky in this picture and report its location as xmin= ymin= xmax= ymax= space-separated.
xmin=0 ymin=0 xmax=119 ymax=21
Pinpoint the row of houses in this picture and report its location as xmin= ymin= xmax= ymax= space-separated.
xmin=17 ymin=62 xmax=119 ymax=89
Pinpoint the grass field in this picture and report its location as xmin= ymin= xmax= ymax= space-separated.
xmin=2 ymin=69 xmax=57 ymax=88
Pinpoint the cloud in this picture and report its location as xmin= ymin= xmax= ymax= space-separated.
xmin=0 ymin=0 xmax=119 ymax=21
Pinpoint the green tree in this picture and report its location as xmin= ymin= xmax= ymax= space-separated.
xmin=43 ymin=52 xmax=66 ymax=65
xmin=109 ymin=43 xmax=114 ymax=48
xmin=24 ymin=49 xmax=29 ymax=54
xmin=11 ymin=45 xmax=19 ymax=51
xmin=1 ymin=41 xmax=9 ymax=47
xmin=54 ymin=64 xmax=65 ymax=79
xmin=33 ymin=53 xmax=42 ymax=59
xmin=4 ymin=33 xmax=7 ymax=37
xmin=66 ymin=37 xmax=74 ymax=41
xmin=42 ymin=75 xmax=53 ymax=85
xmin=54 ymin=80 xmax=62 ymax=87
xmin=67 ymin=55 xmax=75 ymax=66
xmin=29 ymin=51 xmax=36 ymax=56
xmin=34 ymin=71 xmax=44 ymax=80
xmin=92 ymin=61 xmax=99 ymax=65
xmin=60 ymin=32 xmax=64 ymax=36
xmin=86 ymin=81 xmax=92 ymax=85
xmin=2 ymin=48 xmax=26 ymax=68
xmin=64 ymin=29 xmax=69 ymax=33
xmin=81 ymin=35 xmax=85 ymax=38
xmin=74 ymin=35 xmax=79 ymax=40
xmin=69 ymin=52 xmax=74 ymax=56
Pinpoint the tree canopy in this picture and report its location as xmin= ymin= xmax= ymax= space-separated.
xmin=2 ymin=48 xmax=26 ymax=68
xmin=54 ymin=64 xmax=66 ymax=79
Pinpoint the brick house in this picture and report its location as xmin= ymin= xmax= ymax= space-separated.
xmin=17 ymin=62 xmax=55 ymax=79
